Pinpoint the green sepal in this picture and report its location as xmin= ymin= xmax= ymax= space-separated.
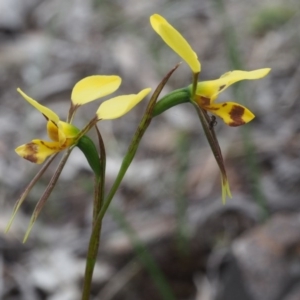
xmin=77 ymin=135 xmax=101 ymax=177
xmin=152 ymin=87 xmax=191 ymax=117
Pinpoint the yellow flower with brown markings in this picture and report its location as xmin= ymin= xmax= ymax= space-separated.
xmin=150 ymin=13 xmax=270 ymax=126
xmin=150 ymin=13 xmax=271 ymax=203
xmin=15 ymin=88 xmax=83 ymax=164
xmin=16 ymin=76 xmax=151 ymax=164
xmin=193 ymin=69 xmax=271 ymax=126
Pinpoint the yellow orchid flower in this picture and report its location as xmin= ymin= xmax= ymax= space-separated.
xmin=150 ymin=13 xmax=271 ymax=203
xmin=16 ymin=88 xmax=82 ymax=164
xmin=150 ymin=14 xmax=271 ymax=126
xmin=16 ymin=75 xmax=151 ymax=164
xmin=193 ymin=69 xmax=271 ymax=126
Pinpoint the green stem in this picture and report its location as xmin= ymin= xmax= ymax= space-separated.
xmin=152 ymin=87 xmax=190 ymax=117
xmin=81 ymin=64 xmax=179 ymax=299
xmin=81 ymin=127 xmax=106 ymax=300
xmin=81 ymin=197 xmax=102 ymax=300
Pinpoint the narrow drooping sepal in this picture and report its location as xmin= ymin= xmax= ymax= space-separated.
xmin=23 ymin=148 xmax=74 ymax=242
xmin=5 ymin=154 xmax=58 ymax=233
xmin=192 ymin=103 xmax=232 ymax=203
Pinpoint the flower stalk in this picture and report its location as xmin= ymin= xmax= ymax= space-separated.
xmin=81 ymin=126 xmax=106 ymax=300
xmin=80 ymin=64 xmax=179 ymax=299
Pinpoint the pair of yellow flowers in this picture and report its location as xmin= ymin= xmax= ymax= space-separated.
xmin=16 ymin=14 xmax=270 ymax=165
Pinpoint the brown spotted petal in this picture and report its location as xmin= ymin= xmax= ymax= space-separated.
xmin=205 ymin=102 xmax=255 ymax=126
xmin=15 ymin=139 xmax=70 ymax=164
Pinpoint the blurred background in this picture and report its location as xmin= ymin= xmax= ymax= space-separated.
xmin=1 ymin=0 xmax=300 ymax=299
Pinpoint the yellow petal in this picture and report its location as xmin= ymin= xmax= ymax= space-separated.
xmin=15 ymin=140 xmax=62 ymax=164
xmin=47 ymin=120 xmax=79 ymax=146
xmin=47 ymin=120 xmax=67 ymax=145
xmin=17 ymin=88 xmax=60 ymax=124
xmin=48 ymin=120 xmax=80 ymax=144
xmin=97 ymin=88 xmax=151 ymax=120
xmin=47 ymin=121 xmax=60 ymax=141
xmin=71 ymin=75 xmax=122 ymax=105
xmin=150 ymin=14 xmax=201 ymax=73
xmin=205 ymin=102 xmax=255 ymax=126
xmin=58 ymin=127 xmax=66 ymax=145
xmin=196 ymin=68 xmax=271 ymax=101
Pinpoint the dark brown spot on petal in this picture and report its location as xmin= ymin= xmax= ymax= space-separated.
xmin=222 ymin=103 xmax=227 ymax=107
xmin=200 ymin=96 xmax=210 ymax=106
xmin=228 ymin=121 xmax=245 ymax=127
xmin=25 ymin=142 xmax=39 ymax=154
xmin=229 ymin=105 xmax=245 ymax=127
xmin=195 ymin=95 xmax=211 ymax=107
xmin=219 ymin=85 xmax=226 ymax=91
xmin=23 ymin=142 xmax=39 ymax=163
xmin=24 ymin=154 xmax=38 ymax=163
